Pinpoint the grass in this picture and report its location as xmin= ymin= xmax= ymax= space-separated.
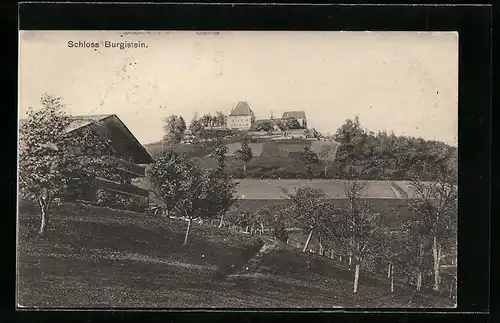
xmin=17 ymin=203 xmax=454 ymax=308
xmin=227 ymin=246 xmax=453 ymax=308
xmin=144 ymin=140 xmax=340 ymax=179
xmin=17 ymin=203 xmax=263 ymax=308
xmin=193 ymin=155 xmax=337 ymax=179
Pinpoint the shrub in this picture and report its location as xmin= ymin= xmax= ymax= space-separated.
xmin=95 ymin=188 xmax=143 ymax=212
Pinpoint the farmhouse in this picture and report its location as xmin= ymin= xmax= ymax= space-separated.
xmin=19 ymin=114 xmax=154 ymax=210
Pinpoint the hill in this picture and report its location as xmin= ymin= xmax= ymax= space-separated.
xmin=17 ymin=203 xmax=454 ymax=308
xmin=143 ymin=139 xmax=341 ymax=179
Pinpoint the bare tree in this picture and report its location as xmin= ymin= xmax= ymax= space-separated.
xmin=282 ymin=187 xmax=334 ymax=253
xmin=318 ymin=143 xmax=332 ymax=177
xmin=409 ymin=162 xmax=457 ymax=292
xmin=338 ymin=179 xmax=381 ymax=293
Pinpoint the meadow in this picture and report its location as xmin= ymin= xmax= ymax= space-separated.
xmin=17 ymin=202 xmax=454 ymax=308
xmin=144 ymin=139 xmax=340 ymax=179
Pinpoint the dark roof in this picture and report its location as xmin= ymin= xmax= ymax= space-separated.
xmin=230 ymin=101 xmax=254 ymax=116
xmin=282 ymin=111 xmax=306 ymax=119
xmin=65 ymin=114 xmax=114 ymax=133
xmin=19 ymin=114 xmax=154 ymax=164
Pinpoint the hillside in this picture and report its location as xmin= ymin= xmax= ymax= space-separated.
xmin=17 ymin=203 xmax=454 ymax=308
xmin=144 ymin=139 xmax=341 ymax=179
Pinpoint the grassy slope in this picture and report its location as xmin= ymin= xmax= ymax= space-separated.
xmin=228 ymin=246 xmax=453 ymax=308
xmin=17 ymin=203 xmax=263 ymax=308
xmin=17 ymin=203 xmax=453 ymax=308
xmin=144 ymin=140 xmax=339 ymax=179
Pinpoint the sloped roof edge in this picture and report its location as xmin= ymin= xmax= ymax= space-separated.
xmin=229 ymin=101 xmax=254 ymax=116
xmin=19 ymin=114 xmax=154 ymax=164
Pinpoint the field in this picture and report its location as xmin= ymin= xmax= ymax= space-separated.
xmin=138 ymin=178 xmax=416 ymax=201
xmin=17 ymin=203 xmax=454 ymax=308
xmin=144 ymin=139 xmax=341 ymax=179
xmin=232 ymin=179 xmax=409 ymax=199
xmin=225 ymin=142 xmax=265 ymax=157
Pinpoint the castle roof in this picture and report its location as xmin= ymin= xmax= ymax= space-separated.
xmin=229 ymin=101 xmax=254 ymax=116
xmin=282 ymin=111 xmax=306 ymax=120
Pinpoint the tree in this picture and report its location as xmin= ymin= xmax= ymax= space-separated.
xmin=334 ymin=117 xmax=364 ymax=145
xmin=282 ymin=187 xmax=334 ymax=253
xmin=148 ymin=152 xmax=237 ymax=245
xmin=200 ymin=169 xmax=238 ymax=233
xmin=298 ymin=146 xmax=320 ymax=179
xmin=256 ymin=121 xmax=274 ymax=132
xmin=200 ymin=114 xmax=216 ymax=129
xmin=18 ymin=94 xmax=111 ymax=235
xmin=276 ymin=120 xmax=286 ymax=132
xmin=147 ymin=151 xmax=192 ymax=218
xmin=235 ymin=138 xmax=253 ymax=178
xmin=272 ymin=212 xmax=289 ymax=243
xmin=318 ymin=143 xmax=332 ymax=177
xmin=304 ymin=128 xmax=318 ymax=139
xmin=337 ymin=179 xmax=381 ymax=293
xmin=189 ymin=119 xmax=205 ymax=142
xmin=208 ymin=142 xmax=228 ymax=173
xmin=375 ymin=229 xmax=413 ymax=293
xmin=163 ymin=115 xmax=186 ymax=148
xmin=204 ymin=145 xmax=236 ymax=230
xmin=215 ymin=111 xmax=226 ymax=127
xmin=252 ymin=207 xmax=275 ymax=235
xmin=409 ymin=162 xmax=457 ymax=292
xmin=403 ymin=220 xmax=432 ymax=291
xmin=283 ymin=118 xmax=302 ymax=130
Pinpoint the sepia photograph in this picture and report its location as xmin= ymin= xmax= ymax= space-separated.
xmin=17 ymin=30 xmax=458 ymax=309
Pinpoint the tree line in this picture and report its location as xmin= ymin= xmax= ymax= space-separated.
xmin=161 ymin=114 xmax=457 ymax=181
xmin=162 ymin=112 xmax=308 ymax=146
xmin=334 ymin=117 xmax=457 ymax=181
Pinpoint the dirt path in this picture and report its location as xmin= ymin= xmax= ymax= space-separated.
xmin=204 ymin=236 xmax=279 ymax=294
xmin=388 ymin=181 xmax=409 ymax=199
xmin=331 ymin=142 xmax=340 ymax=161
xmin=227 ymin=237 xmax=280 ymax=279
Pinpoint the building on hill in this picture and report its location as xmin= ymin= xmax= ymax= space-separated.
xmin=226 ymin=102 xmax=308 ymax=132
xmin=282 ymin=111 xmax=307 ymax=129
xmin=227 ymin=101 xmax=256 ymax=130
xmin=19 ymin=114 xmax=153 ymax=211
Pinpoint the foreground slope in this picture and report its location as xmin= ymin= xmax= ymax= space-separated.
xmin=17 ymin=203 xmax=453 ymax=308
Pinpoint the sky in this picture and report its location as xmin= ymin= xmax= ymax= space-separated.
xmin=19 ymin=30 xmax=458 ymax=146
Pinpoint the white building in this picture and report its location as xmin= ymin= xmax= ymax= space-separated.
xmin=227 ymin=101 xmax=255 ymax=130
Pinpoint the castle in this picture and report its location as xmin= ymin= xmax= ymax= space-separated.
xmin=226 ymin=101 xmax=307 ymax=131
